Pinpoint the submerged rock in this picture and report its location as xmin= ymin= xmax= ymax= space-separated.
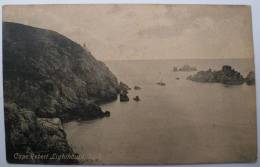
xmin=187 ymin=65 xmax=245 ymax=85
xmin=245 ymin=71 xmax=255 ymax=85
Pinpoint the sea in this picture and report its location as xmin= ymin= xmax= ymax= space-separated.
xmin=64 ymin=59 xmax=257 ymax=164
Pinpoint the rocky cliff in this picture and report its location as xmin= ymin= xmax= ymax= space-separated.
xmin=3 ymin=22 xmax=119 ymax=119
xmin=3 ymin=22 xmax=119 ymax=163
xmin=5 ymin=103 xmax=79 ymax=164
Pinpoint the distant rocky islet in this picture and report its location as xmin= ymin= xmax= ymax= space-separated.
xmin=187 ymin=65 xmax=255 ymax=85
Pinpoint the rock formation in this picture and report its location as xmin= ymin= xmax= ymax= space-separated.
xmin=134 ymin=86 xmax=141 ymax=90
xmin=120 ymin=93 xmax=130 ymax=102
xmin=5 ymin=103 xmax=79 ymax=164
xmin=187 ymin=65 xmax=245 ymax=85
xmin=119 ymin=82 xmax=131 ymax=91
xmin=133 ymin=96 xmax=140 ymax=102
xmin=245 ymin=71 xmax=255 ymax=85
xmin=119 ymin=82 xmax=130 ymax=102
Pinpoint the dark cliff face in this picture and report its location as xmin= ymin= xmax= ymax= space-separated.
xmin=3 ymin=22 xmax=119 ymax=118
xmin=3 ymin=22 xmax=119 ymax=164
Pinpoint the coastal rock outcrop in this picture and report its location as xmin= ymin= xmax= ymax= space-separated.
xmin=3 ymin=22 xmax=119 ymax=163
xmin=157 ymin=81 xmax=166 ymax=86
xmin=245 ymin=71 xmax=255 ymax=85
xmin=133 ymin=96 xmax=140 ymax=101
xmin=187 ymin=65 xmax=244 ymax=85
xmin=5 ymin=103 xmax=78 ymax=164
xmin=119 ymin=82 xmax=130 ymax=102
xmin=3 ymin=22 xmax=119 ymax=120
xmin=120 ymin=93 xmax=130 ymax=102
xmin=119 ymin=82 xmax=131 ymax=91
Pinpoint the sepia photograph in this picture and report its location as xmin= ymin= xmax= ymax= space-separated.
xmin=2 ymin=4 xmax=257 ymax=165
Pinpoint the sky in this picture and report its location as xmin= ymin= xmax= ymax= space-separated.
xmin=3 ymin=4 xmax=254 ymax=60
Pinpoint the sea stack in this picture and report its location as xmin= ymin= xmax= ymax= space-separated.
xmin=120 ymin=91 xmax=130 ymax=102
xmin=245 ymin=71 xmax=255 ymax=85
xmin=119 ymin=82 xmax=130 ymax=102
xmin=133 ymin=96 xmax=140 ymax=101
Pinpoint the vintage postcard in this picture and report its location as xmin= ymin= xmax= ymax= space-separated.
xmin=2 ymin=4 xmax=257 ymax=165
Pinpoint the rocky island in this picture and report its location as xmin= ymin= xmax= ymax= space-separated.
xmin=3 ymin=22 xmax=121 ymax=164
xmin=187 ymin=65 xmax=254 ymax=85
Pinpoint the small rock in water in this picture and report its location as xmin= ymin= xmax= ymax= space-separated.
xmin=245 ymin=71 xmax=255 ymax=85
xmin=120 ymin=93 xmax=129 ymax=102
xmin=134 ymin=86 xmax=141 ymax=90
xmin=157 ymin=81 xmax=166 ymax=86
xmin=119 ymin=82 xmax=131 ymax=91
xmin=104 ymin=111 xmax=110 ymax=117
xmin=133 ymin=96 xmax=140 ymax=101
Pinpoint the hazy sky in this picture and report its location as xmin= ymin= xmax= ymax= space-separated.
xmin=3 ymin=5 xmax=254 ymax=60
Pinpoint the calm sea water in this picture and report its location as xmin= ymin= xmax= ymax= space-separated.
xmin=64 ymin=59 xmax=256 ymax=164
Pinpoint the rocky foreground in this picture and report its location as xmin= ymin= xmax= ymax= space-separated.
xmin=187 ymin=65 xmax=255 ymax=85
xmin=3 ymin=22 xmax=121 ymax=164
xmin=5 ymin=103 xmax=79 ymax=164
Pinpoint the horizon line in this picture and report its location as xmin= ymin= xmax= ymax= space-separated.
xmin=101 ymin=57 xmax=254 ymax=61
